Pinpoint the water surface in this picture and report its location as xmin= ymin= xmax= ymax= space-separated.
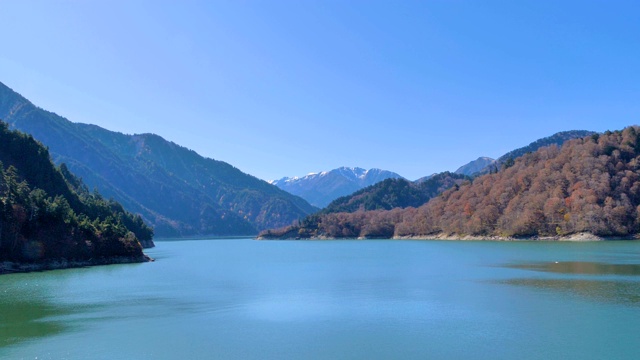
xmin=1 ymin=239 xmax=639 ymax=359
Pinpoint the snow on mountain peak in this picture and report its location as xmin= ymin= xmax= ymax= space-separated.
xmin=270 ymin=166 xmax=403 ymax=207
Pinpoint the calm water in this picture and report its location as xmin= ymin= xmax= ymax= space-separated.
xmin=1 ymin=239 xmax=640 ymax=359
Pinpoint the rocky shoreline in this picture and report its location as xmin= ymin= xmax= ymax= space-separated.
xmin=0 ymin=254 xmax=153 ymax=275
xmin=392 ymin=232 xmax=616 ymax=241
xmin=259 ymin=232 xmax=638 ymax=241
xmin=139 ymin=238 xmax=156 ymax=248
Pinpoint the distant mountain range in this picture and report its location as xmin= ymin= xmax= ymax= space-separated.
xmin=262 ymin=128 xmax=635 ymax=240
xmin=270 ymin=167 xmax=403 ymax=208
xmin=0 ymin=81 xmax=316 ymax=237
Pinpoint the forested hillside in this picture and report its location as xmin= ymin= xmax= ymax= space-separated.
xmin=0 ymin=122 xmax=152 ymax=269
xmin=322 ymin=172 xmax=468 ymax=214
xmin=474 ymin=130 xmax=596 ymax=175
xmin=261 ymin=127 xmax=640 ymax=239
xmin=317 ymin=132 xmax=592 ymax=218
xmin=0 ymin=81 xmax=316 ymax=237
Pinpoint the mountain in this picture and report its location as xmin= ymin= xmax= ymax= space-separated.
xmin=474 ymin=130 xmax=596 ymax=175
xmin=322 ymin=172 xmax=468 ymax=214
xmin=261 ymin=128 xmax=640 ymax=240
xmin=454 ymin=157 xmax=495 ymax=176
xmin=263 ymin=129 xmax=599 ymax=239
xmin=0 ymin=81 xmax=316 ymax=237
xmin=270 ymin=167 xmax=403 ymax=208
xmin=287 ymin=131 xmax=590 ymax=218
xmin=0 ymin=122 xmax=151 ymax=272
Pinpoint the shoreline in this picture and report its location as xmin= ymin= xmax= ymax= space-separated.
xmin=259 ymin=232 xmax=639 ymax=241
xmin=392 ymin=232 xmax=613 ymax=241
xmin=0 ymin=254 xmax=154 ymax=275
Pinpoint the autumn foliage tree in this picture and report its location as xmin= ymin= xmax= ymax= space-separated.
xmin=261 ymin=127 xmax=640 ymax=239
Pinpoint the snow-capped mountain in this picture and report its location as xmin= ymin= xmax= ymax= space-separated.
xmin=270 ymin=167 xmax=403 ymax=208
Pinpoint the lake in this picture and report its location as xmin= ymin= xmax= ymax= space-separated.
xmin=1 ymin=239 xmax=639 ymax=359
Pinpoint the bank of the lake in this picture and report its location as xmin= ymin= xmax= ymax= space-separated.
xmin=259 ymin=231 xmax=637 ymax=241
xmin=0 ymin=254 xmax=153 ymax=274
xmin=393 ymin=231 xmax=640 ymax=241
xmin=2 ymin=238 xmax=640 ymax=359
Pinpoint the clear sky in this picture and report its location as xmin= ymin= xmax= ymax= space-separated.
xmin=1 ymin=1 xmax=638 ymax=181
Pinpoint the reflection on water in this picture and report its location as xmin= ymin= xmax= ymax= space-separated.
xmin=499 ymin=260 xmax=640 ymax=307
xmin=506 ymin=261 xmax=640 ymax=276
xmin=0 ymin=271 xmax=105 ymax=349
xmin=0 ymin=278 xmax=73 ymax=348
xmin=500 ymin=278 xmax=640 ymax=306
xmin=0 ymin=298 xmax=72 ymax=348
xmin=2 ymin=240 xmax=640 ymax=360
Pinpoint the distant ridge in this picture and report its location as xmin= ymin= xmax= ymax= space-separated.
xmin=454 ymin=157 xmax=495 ymax=176
xmin=270 ymin=167 xmax=403 ymax=208
xmin=0 ymin=81 xmax=316 ymax=237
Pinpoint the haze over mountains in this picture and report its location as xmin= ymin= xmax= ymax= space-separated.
xmin=270 ymin=167 xmax=402 ymax=208
xmin=0 ymin=81 xmax=316 ymax=237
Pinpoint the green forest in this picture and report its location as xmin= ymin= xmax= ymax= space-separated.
xmin=261 ymin=127 xmax=640 ymax=239
xmin=0 ymin=121 xmax=153 ymax=266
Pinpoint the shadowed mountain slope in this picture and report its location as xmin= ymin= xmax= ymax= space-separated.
xmin=0 ymin=81 xmax=316 ymax=237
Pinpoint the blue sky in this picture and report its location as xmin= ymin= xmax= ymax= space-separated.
xmin=0 ymin=1 xmax=638 ymax=181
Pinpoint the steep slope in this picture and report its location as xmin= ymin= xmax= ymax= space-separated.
xmin=394 ymin=129 xmax=637 ymax=238
xmin=454 ymin=157 xmax=495 ymax=176
xmin=474 ymin=130 xmax=596 ymax=175
xmin=0 ymin=122 xmax=151 ymax=271
xmin=262 ymin=127 xmax=640 ymax=239
xmin=271 ymin=167 xmax=403 ymax=208
xmin=322 ymin=172 xmax=468 ymax=214
xmin=0 ymin=81 xmax=316 ymax=237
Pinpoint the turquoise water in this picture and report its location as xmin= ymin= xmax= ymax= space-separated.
xmin=1 ymin=239 xmax=640 ymax=359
